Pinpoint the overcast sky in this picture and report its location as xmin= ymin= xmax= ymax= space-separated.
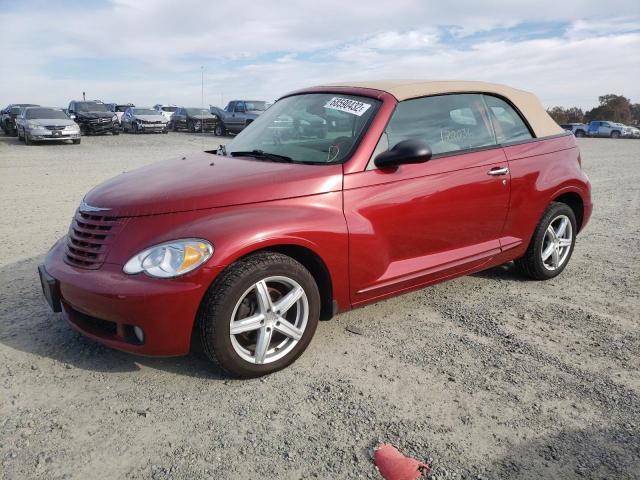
xmin=1 ymin=0 xmax=639 ymax=109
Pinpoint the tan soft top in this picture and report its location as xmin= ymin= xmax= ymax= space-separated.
xmin=321 ymin=80 xmax=563 ymax=138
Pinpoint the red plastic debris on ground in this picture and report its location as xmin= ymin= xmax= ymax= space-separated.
xmin=374 ymin=443 xmax=431 ymax=480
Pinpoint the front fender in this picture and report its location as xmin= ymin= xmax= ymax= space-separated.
xmin=104 ymin=192 xmax=351 ymax=312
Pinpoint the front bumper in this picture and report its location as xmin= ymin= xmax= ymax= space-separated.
xmin=137 ymin=123 xmax=168 ymax=132
xmin=41 ymin=238 xmax=223 ymax=356
xmin=29 ymin=129 xmax=80 ymax=140
xmin=79 ymin=121 xmax=119 ymax=134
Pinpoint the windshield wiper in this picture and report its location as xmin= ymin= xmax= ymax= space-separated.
xmin=229 ymin=149 xmax=293 ymax=162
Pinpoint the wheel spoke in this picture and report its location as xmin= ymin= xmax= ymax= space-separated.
xmin=254 ymin=326 xmax=273 ymax=364
xmin=542 ymin=243 xmax=555 ymax=261
xmin=551 ymin=247 xmax=560 ymax=268
xmin=274 ymin=317 xmax=303 ymax=341
xmin=558 ymin=238 xmax=572 ymax=248
xmin=556 ymin=217 xmax=569 ymax=238
xmin=546 ymin=225 xmax=557 ymax=241
xmin=273 ymin=286 xmax=304 ymax=315
xmin=230 ymin=313 xmax=264 ymax=335
xmin=254 ymin=281 xmax=273 ymax=313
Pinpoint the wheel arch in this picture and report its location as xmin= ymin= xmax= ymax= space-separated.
xmin=212 ymin=242 xmax=336 ymax=321
xmin=552 ymin=191 xmax=584 ymax=231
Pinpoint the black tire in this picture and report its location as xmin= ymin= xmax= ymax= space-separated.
xmin=72 ymin=138 xmax=81 ymax=145
xmin=17 ymin=127 xmax=24 ymax=141
xmin=214 ymin=124 xmax=225 ymax=136
xmin=197 ymin=252 xmax=320 ymax=378
xmin=574 ymin=130 xmax=585 ymax=138
xmin=24 ymin=132 xmax=32 ymax=145
xmin=515 ymin=202 xmax=577 ymax=280
xmin=188 ymin=121 xmax=195 ymax=132
xmin=610 ymin=131 xmax=620 ymax=138
xmin=112 ymin=129 xmax=120 ymax=136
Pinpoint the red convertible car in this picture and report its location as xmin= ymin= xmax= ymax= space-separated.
xmin=39 ymin=80 xmax=592 ymax=377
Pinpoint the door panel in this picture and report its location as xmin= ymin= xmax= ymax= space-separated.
xmin=344 ymin=148 xmax=510 ymax=305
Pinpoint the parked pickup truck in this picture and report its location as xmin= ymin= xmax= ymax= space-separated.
xmin=587 ymin=120 xmax=628 ymax=138
xmin=209 ymin=100 xmax=268 ymax=136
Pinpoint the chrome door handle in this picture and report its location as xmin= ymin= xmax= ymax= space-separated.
xmin=487 ymin=167 xmax=509 ymax=176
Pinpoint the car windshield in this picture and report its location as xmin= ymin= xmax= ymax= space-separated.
xmin=225 ymin=93 xmax=380 ymax=164
xmin=245 ymin=101 xmax=268 ymax=111
xmin=26 ymin=108 xmax=68 ymax=120
xmin=132 ymin=108 xmax=158 ymax=115
xmin=75 ymin=102 xmax=109 ymax=113
xmin=186 ymin=108 xmax=210 ymax=115
xmin=161 ymin=107 xmax=177 ymax=112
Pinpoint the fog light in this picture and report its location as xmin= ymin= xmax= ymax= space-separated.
xmin=133 ymin=326 xmax=144 ymax=343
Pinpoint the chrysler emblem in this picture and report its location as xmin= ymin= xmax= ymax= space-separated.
xmin=79 ymin=200 xmax=111 ymax=212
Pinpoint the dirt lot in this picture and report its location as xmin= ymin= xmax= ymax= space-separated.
xmin=0 ymin=132 xmax=638 ymax=480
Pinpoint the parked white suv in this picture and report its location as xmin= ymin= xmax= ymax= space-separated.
xmin=560 ymin=123 xmax=588 ymax=137
xmin=153 ymin=104 xmax=178 ymax=122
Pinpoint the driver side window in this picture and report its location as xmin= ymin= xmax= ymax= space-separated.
xmin=368 ymin=93 xmax=497 ymax=169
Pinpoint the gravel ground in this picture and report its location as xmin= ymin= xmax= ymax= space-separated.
xmin=0 ymin=133 xmax=638 ymax=480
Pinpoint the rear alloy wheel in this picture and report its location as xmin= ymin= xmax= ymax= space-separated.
xmin=198 ymin=252 xmax=320 ymax=377
xmin=575 ymin=130 xmax=585 ymax=138
xmin=516 ymin=202 xmax=576 ymax=280
xmin=610 ymin=131 xmax=620 ymax=138
xmin=214 ymin=124 xmax=225 ymax=136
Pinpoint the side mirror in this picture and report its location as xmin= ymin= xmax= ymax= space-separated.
xmin=374 ymin=139 xmax=432 ymax=169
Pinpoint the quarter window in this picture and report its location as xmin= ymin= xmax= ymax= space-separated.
xmin=380 ymin=93 xmax=497 ymax=158
xmin=483 ymin=95 xmax=532 ymax=143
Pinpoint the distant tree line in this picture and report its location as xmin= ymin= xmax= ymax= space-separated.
xmin=547 ymin=94 xmax=640 ymax=125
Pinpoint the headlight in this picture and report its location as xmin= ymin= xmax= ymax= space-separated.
xmin=112 ymin=115 xmax=118 ymax=122
xmin=64 ymin=124 xmax=79 ymax=131
xmin=123 ymin=239 xmax=213 ymax=278
xmin=27 ymin=122 xmax=42 ymax=129
xmin=211 ymin=114 xmax=218 ymax=120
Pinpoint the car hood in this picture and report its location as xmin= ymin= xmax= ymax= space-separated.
xmin=83 ymin=152 xmax=343 ymax=217
xmin=134 ymin=114 xmax=166 ymax=122
xmin=30 ymin=119 xmax=76 ymax=127
xmin=75 ymin=112 xmax=113 ymax=119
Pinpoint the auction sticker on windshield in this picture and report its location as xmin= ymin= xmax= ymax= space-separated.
xmin=324 ymin=97 xmax=371 ymax=116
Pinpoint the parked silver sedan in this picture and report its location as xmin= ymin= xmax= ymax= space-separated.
xmin=121 ymin=107 xmax=169 ymax=134
xmin=16 ymin=107 xmax=81 ymax=145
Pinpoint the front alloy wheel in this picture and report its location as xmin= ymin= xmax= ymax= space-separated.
xmin=230 ymin=276 xmax=309 ymax=365
xmin=198 ymin=252 xmax=320 ymax=377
